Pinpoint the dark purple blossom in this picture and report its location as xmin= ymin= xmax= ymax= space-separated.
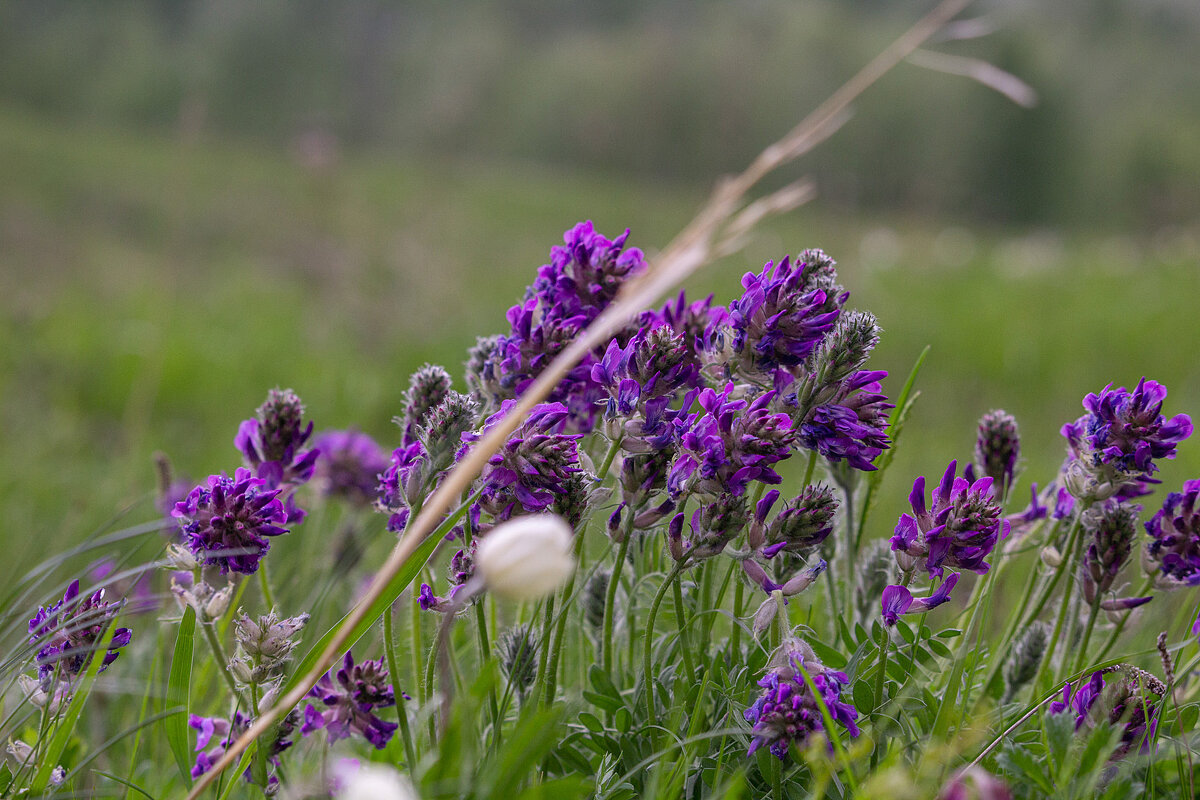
xmin=639 ymin=291 xmax=722 ymax=380
xmin=747 ymin=486 xmax=838 ymax=557
xmin=975 ymin=409 xmax=1020 ymax=498
xmin=235 ymin=388 xmax=319 ymax=492
xmin=744 ymin=640 xmax=859 ymax=759
xmin=1061 ymin=379 xmax=1192 ymax=498
xmin=668 ymin=384 xmax=797 ymax=499
xmin=312 ymin=429 xmax=389 ymax=506
xmin=720 ymin=255 xmax=846 ymax=380
xmin=891 ymin=460 xmax=1009 ymax=578
xmin=173 ymin=468 xmax=290 ymax=575
xmin=1144 ymin=478 xmax=1200 ymax=588
xmin=880 ymin=573 xmax=959 ymax=626
xmin=377 ymin=442 xmax=427 ymax=533
xmin=301 ymin=651 xmax=404 ymax=749
xmin=28 ymin=580 xmax=132 ymax=687
xmin=463 ymin=400 xmax=583 ymax=522
xmin=189 ymin=710 xmax=298 ymax=786
xmin=796 ymin=370 xmax=892 ymax=472
xmin=1080 ymin=502 xmax=1151 ymax=610
xmin=1050 ymin=667 xmax=1163 ymax=760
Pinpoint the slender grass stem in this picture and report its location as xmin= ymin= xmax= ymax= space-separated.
xmin=671 ymin=576 xmax=698 ymax=683
xmin=1071 ymin=598 xmax=1102 ymax=676
xmin=257 ymin=562 xmax=275 ymax=611
xmin=603 ymin=531 xmax=632 ymax=673
xmin=384 ymin=605 xmax=417 ymax=769
xmin=533 ymin=596 xmax=555 ymax=706
xmin=644 ymin=563 xmax=686 ymax=718
xmin=200 ymin=621 xmax=245 ymax=706
xmin=1028 ymin=513 xmax=1086 ymax=693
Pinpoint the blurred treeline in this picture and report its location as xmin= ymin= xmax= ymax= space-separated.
xmin=1 ymin=0 xmax=1198 ymax=231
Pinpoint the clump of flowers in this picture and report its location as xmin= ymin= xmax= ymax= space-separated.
xmin=173 ymin=468 xmax=290 ymax=575
xmin=189 ymin=709 xmax=299 ymax=786
xmin=311 ymin=429 xmax=389 ymax=506
xmin=1050 ymin=666 xmax=1164 ymax=760
xmin=743 ymin=639 xmax=859 ymax=759
xmin=301 ymin=651 xmax=404 ymax=749
xmin=891 ymin=460 xmax=1008 ymax=579
xmin=235 ymin=389 xmax=319 ymax=521
xmin=27 ymin=579 xmax=132 ymax=691
xmin=974 ymin=409 xmax=1021 ymax=499
xmin=1062 ymin=378 xmax=1192 ymax=500
xmin=1079 ymin=502 xmax=1151 ymax=611
xmin=1143 ymin=478 xmax=1200 ymax=588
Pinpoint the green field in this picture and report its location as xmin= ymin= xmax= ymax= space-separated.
xmin=1 ymin=103 xmax=1198 ymax=579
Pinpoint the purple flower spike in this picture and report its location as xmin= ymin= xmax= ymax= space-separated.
xmin=744 ymin=639 xmax=859 ymax=760
xmin=1144 ymin=479 xmax=1200 ymax=588
xmin=890 ymin=461 xmax=1007 ymax=578
xmin=1062 ymin=378 xmax=1192 ymax=498
xmin=301 ymin=651 xmax=405 ymax=750
xmin=312 ymin=429 xmax=389 ymax=506
xmin=797 ymin=371 xmax=893 ymax=472
xmin=1050 ymin=667 xmax=1164 ymax=761
xmin=189 ymin=710 xmax=298 ymax=788
xmin=173 ymin=468 xmax=290 ymax=575
xmin=28 ymin=580 xmax=132 ymax=688
xmin=880 ymin=573 xmax=959 ymax=626
xmin=235 ymin=388 xmax=319 ymax=491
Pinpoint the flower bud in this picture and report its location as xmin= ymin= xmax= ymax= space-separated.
xmin=205 ymin=585 xmax=234 ymax=620
xmin=165 ymin=543 xmax=199 ymax=571
xmin=475 ymin=515 xmax=575 ymax=602
xmin=1040 ymin=546 xmax=1061 ymax=568
xmin=497 ymin=624 xmax=539 ymax=701
xmin=399 ymin=364 xmax=452 ymax=444
xmin=974 ymin=409 xmax=1020 ymax=499
xmin=229 ymin=656 xmax=255 ymax=685
xmin=1003 ymin=621 xmax=1049 ymax=702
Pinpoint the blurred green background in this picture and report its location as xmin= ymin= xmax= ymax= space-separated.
xmin=1 ymin=0 xmax=1198 ymax=576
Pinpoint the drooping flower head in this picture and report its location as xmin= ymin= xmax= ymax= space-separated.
xmin=1144 ymin=478 xmax=1200 ymax=588
xmin=975 ymin=409 xmax=1021 ymax=498
xmin=1061 ymin=379 xmax=1192 ymax=499
xmin=744 ymin=639 xmax=860 ymax=759
xmin=718 ymin=254 xmax=847 ymax=382
xmin=464 ymin=401 xmax=583 ymax=522
xmin=891 ymin=460 xmax=1008 ymax=577
xmin=173 ymin=468 xmax=290 ymax=575
xmin=301 ymin=651 xmax=404 ymax=750
xmin=312 ymin=429 xmax=389 ymax=506
xmin=1049 ymin=666 xmax=1164 ymax=760
xmin=235 ymin=388 xmax=319 ymax=489
xmin=28 ymin=579 xmax=132 ymax=688
xmin=668 ymin=384 xmax=797 ymax=499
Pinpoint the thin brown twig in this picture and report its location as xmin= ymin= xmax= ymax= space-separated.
xmin=185 ymin=1 xmax=973 ymax=794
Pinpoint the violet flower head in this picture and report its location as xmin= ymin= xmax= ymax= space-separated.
xmin=797 ymin=370 xmax=892 ymax=472
xmin=683 ymin=493 xmax=750 ymax=561
xmin=640 ymin=290 xmax=722 ymax=378
xmin=190 ymin=710 xmax=298 ymax=785
xmin=465 ymin=400 xmax=583 ymax=522
xmin=880 ymin=573 xmax=959 ymax=626
xmin=28 ymin=579 xmax=132 ymax=687
xmin=1144 ymin=478 xmax=1200 ymax=588
xmin=744 ymin=639 xmax=859 ymax=759
xmin=377 ymin=441 xmax=426 ymax=533
xmin=1050 ymin=667 xmax=1164 ymax=760
xmin=1080 ymin=502 xmax=1151 ymax=610
xmin=235 ymin=388 xmax=319 ymax=489
xmin=748 ymin=486 xmax=838 ymax=557
xmin=891 ymin=460 xmax=1009 ymax=578
xmin=312 ymin=429 xmax=389 ymax=507
xmin=975 ymin=409 xmax=1020 ymax=498
xmin=1061 ymin=378 xmax=1192 ymax=498
xmin=668 ymin=384 xmax=797 ymax=499
xmin=173 ymin=468 xmax=290 ymax=575
xmin=301 ymin=651 xmax=404 ymax=749
xmin=720 ymin=255 xmax=847 ymax=381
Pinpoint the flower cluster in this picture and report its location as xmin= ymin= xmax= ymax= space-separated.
xmin=1143 ymin=478 xmax=1200 ymax=588
xmin=1050 ymin=666 xmax=1164 ymax=760
xmin=228 ymin=610 xmax=309 ymax=687
xmin=891 ymin=460 xmax=1008 ymax=579
xmin=190 ymin=709 xmax=299 ymax=786
xmin=27 ymin=579 xmax=132 ymax=690
xmin=172 ymin=468 xmax=290 ymax=575
xmin=744 ymin=640 xmax=859 ymax=759
xmin=235 ymin=388 xmax=319 ymax=522
xmin=302 ymin=651 xmax=404 ymax=749
xmin=1079 ymin=502 xmax=1151 ymax=611
xmin=311 ymin=429 xmax=388 ymax=507
xmin=974 ymin=409 xmax=1021 ymax=498
xmin=1062 ymin=378 xmax=1192 ymax=499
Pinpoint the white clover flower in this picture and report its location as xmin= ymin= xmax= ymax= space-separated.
xmin=475 ymin=514 xmax=575 ymax=602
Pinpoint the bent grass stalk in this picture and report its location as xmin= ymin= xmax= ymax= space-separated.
xmin=185 ymin=2 xmax=975 ymax=791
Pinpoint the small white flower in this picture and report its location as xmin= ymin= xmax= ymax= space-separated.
xmin=475 ymin=515 xmax=575 ymax=602
xmin=332 ymin=760 xmax=418 ymax=800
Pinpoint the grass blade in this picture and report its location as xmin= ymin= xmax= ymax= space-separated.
xmin=166 ymin=606 xmax=197 ymax=783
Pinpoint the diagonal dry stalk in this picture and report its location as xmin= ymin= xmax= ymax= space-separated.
xmin=186 ymin=0 xmax=971 ymax=794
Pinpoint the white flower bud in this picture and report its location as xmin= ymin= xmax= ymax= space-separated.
xmin=205 ymin=585 xmax=233 ymax=620
xmin=5 ymin=740 xmax=34 ymax=765
xmin=1040 ymin=546 xmax=1061 ymax=568
xmin=165 ymin=543 xmax=200 ymax=571
xmin=333 ymin=760 xmax=419 ymax=800
xmin=475 ymin=515 xmax=575 ymax=602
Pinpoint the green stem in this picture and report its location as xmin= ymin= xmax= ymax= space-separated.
xmin=671 ymin=577 xmax=698 ymax=683
xmin=603 ymin=533 xmax=633 ymax=673
xmin=1094 ymin=576 xmax=1154 ymax=663
xmin=731 ymin=576 xmax=745 ymax=660
xmin=644 ymin=563 xmax=685 ymax=718
xmin=543 ymin=530 xmax=587 ymax=707
xmin=595 ymin=437 xmax=622 ymax=482
xmin=200 ymin=621 xmax=245 ymax=707
xmin=257 ymin=562 xmax=275 ymax=611
xmin=532 ymin=596 xmax=555 ymax=706
xmin=802 ymin=449 xmax=817 ymax=489
xmin=1071 ymin=598 xmax=1102 ymax=677
xmin=384 ymin=606 xmax=417 ymax=769
xmin=1026 ymin=513 xmax=1086 ymax=693
xmin=411 ymin=583 xmax=424 ymax=705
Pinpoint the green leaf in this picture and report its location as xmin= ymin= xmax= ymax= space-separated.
xmin=30 ymin=614 xmax=119 ymax=794
xmin=579 ymin=712 xmax=605 ymax=733
xmin=852 ymin=678 xmax=875 ymax=713
xmin=1044 ymin=709 xmax=1074 ymax=774
xmin=583 ymin=690 xmax=624 ymax=714
xmin=807 ymin=638 xmax=848 ymax=669
xmin=1178 ymin=704 xmax=1199 ymax=733
xmin=166 ymin=605 xmax=196 ymax=783
xmin=999 ymin=744 xmax=1054 ymax=794
xmin=926 ymin=639 xmax=953 ymax=659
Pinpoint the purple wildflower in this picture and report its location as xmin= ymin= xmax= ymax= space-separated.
xmin=639 ymin=291 xmax=722 ymax=380
xmin=312 ymin=429 xmax=389 ymax=506
xmin=975 ymin=409 xmax=1020 ymax=498
xmin=744 ymin=640 xmax=859 ymax=759
xmin=720 ymin=255 xmax=846 ymax=381
xmin=235 ymin=388 xmax=319 ymax=490
xmin=880 ymin=573 xmax=959 ymax=626
xmin=190 ymin=710 xmax=298 ymax=786
xmin=891 ymin=460 xmax=1009 ymax=578
xmin=748 ymin=486 xmax=838 ymax=557
xmin=301 ymin=651 xmax=404 ymax=749
xmin=463 ymin=400 xmax=583 ymax=522
xmin=28 ymin=580 xmax=132 ymax=688
xmin=796 ymin=370 xmax=892 ymax=472
xmin=668 ymin=384 xmax=797 ymax=499
xmin=1144 ymin=478 xmax=1200 ymax=588
xmin=1050 ymin=667 xmax=1164 ymax=760
xmin=173 ymin=468 xmax=290 ymax=575
xmin=1080 ymin=502 xmax=1151 ymax=611
xmin=377 ymin=442 xmax=427 ymax=533
xmin=1061 ymin=379 xmax=1191 ymax=499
